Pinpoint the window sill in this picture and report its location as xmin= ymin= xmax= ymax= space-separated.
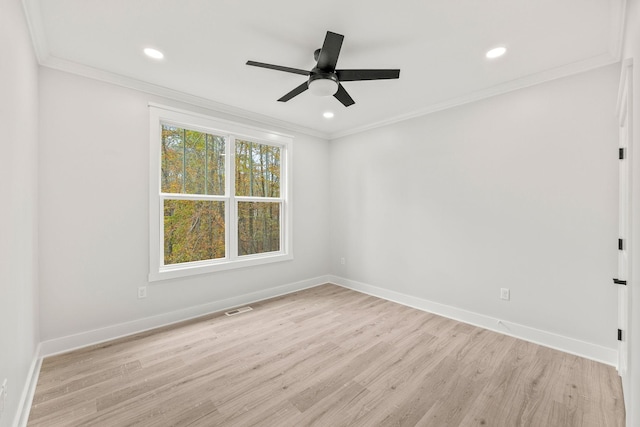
xmin=148 ymin=252 xmax=293 ymax=282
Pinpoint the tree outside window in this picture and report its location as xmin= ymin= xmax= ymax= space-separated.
xmin=149 ymin=105 xmax=292 ymax=281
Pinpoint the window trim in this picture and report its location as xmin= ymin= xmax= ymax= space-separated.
xmin=149 ymin=103 xmax=293 ymax=281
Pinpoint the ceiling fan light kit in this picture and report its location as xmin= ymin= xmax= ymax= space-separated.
xmin=247 ymin=31 xmax=400 ymax=107
xmin=308 ymin=73 xmax=339 ymax=96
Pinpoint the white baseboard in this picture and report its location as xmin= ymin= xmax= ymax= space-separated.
xmin=328 ymin=275 xmax=618 ymax=367
xmin=13 ymin=344 xmax=42 ymax=427
xmin=24 ymin=273 xmax=617 ymax=427
xmin=40 ymin=276 xmax=330 ymax=357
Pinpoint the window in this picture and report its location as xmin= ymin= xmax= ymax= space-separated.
xmin=149 ymin=104 xmax=292 ymax=281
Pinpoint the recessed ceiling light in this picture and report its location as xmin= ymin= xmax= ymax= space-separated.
xmin=323 ymin=111 xmax=334 ymax=119
xmin=144 ymin=48 xmax=164 ymax=60
xmin=486 ymin=46 xmax=507 ymax=59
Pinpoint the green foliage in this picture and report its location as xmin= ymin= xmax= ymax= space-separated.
xmin=238 ymin=202 xmax=280 ymax=256
xmin=161 ymin=126 xmax=281 ymax=265
xmin=164 ymin=200 xmax=225 ymax=264
xmin=161 ymin=125 xmax=225 ymax=195
xmin=235 ymin=139 xmax=281 ymax=256
xmin=235 ymin=139 xmax=280 ymax=197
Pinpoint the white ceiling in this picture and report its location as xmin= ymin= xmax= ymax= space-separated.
xmin=23 ymin=0 xmax=625 ymax=138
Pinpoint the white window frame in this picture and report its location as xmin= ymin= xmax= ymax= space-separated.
xmin=149 ymin=104 xmax=293 ymax=281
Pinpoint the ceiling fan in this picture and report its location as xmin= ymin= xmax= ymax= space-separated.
xmin=246 ymin=31 xmax=400 ymax=107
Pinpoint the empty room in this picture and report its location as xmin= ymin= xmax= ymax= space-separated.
xmin=2 ymin=0 xmax=640 ymax=425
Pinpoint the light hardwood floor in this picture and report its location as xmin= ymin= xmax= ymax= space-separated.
xmin=28 ymin=284 xmax=625 ymax=426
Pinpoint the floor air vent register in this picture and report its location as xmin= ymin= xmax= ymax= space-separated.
xmin=224 ymin=306 xmax=253 ymax=316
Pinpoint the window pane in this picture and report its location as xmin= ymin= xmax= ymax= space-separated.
xmin=164 ymin=199 xmax=225 ymax=264
xmin=161 ymin=125 xmax=225 ymax=195
xmin=237 ymin=202 xmax=280 ymax=256
xmin=235 ymin=140 xmax=280 ymax=197
xmin=207 ymin=135 xmax=226 ymax=195
xmin=161 ymin=126 xmax=184 ymax=193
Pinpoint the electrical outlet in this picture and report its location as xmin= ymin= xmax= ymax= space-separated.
xmin=138 ymin=286 xmax=147 ymax=299
xmin=500 ymin=288 xmax=510 ymax=301
xmin=340 ymin=257 xmax=346 ymax=265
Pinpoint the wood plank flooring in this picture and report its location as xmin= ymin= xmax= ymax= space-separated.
xmin=28 ymin=284 xmax=625 ymax=426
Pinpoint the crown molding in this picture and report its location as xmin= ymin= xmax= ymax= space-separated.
xmin=22 ymin=0 xmax=627 ymax=142
xmin=40 ymin=56 xmax=330 ymax=139
xmin=21 ymin=0 xmax=329 ymax=139
xmin=39 ymin=52 xmax=622 ymax=143
xmin=329 ymin=52 xmax=620 ymax=140
xmin=21 ymin=0 xmax=49 ymax=63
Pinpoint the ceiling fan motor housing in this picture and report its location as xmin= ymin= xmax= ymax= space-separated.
xmin=246 ymin=30 xmax=400 ymax=106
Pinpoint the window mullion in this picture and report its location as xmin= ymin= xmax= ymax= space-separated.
xmin=150 ymin=104 xmax=291 ymax=281
xmin=235 ymin=196 xmax=283 ymax=203
xmin=204 ymin=133 xmax=209 ymax=195
xmin=182 ymin=128 xmax=186 ymax=193
xmin=160 ymin=193 xmax=226 ymax=201
xmin=249 ymin=141 xmax=253 ymax=197
xmin=228 ymin=135 xmax=237 ymax=261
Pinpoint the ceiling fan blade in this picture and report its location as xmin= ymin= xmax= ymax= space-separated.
xmin=316 ymin=31 xmax=344 ymax=72
xmin=336 ymin=69 xmax=401 ymax=81
xmin=246 ymin=60 xmax=310 ymax=76
xmin=278 ymin=81 xmax=309 ymax=102
xmin=334 ymin=84 xmax=355 ymax=107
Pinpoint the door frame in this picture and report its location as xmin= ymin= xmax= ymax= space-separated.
xmin=616 ymin=58 xmax=633 ymax=380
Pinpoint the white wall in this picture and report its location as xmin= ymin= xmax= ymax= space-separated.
xmin=622 ymin=1 xmax=640 ymax=425
xmin=38 ymin=68 xmax=330 ymax=343
xmin=330 ymin=65 xmax=619 ymax=352
xmin=15 ymin=10 xmax=631 ymax=422
xmin=0 ymin=0 xmax=40 ymax=425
